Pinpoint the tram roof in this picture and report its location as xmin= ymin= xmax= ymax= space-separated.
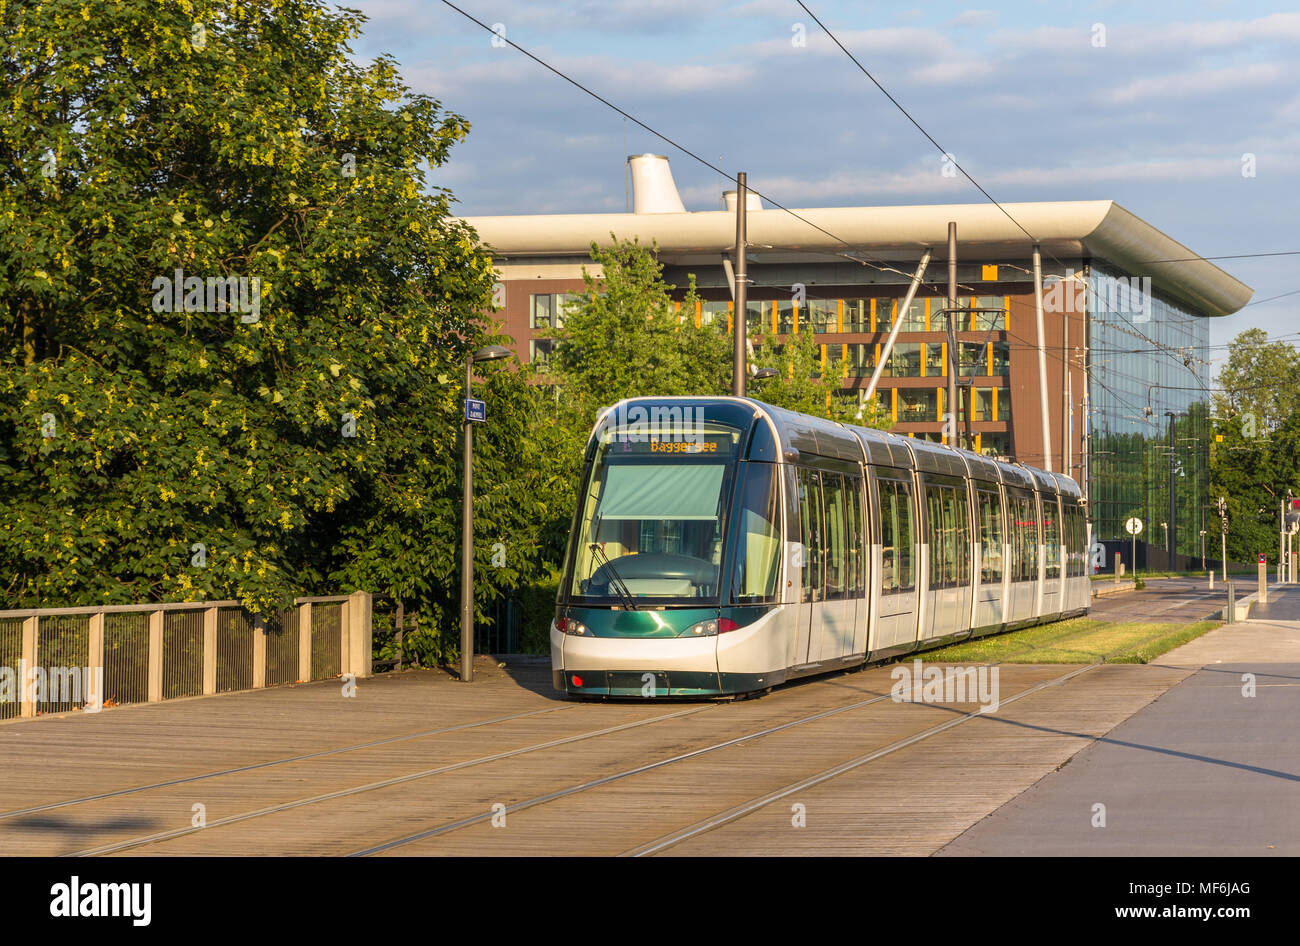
xmin=595 ymin=396 xmax=1077 ymax=496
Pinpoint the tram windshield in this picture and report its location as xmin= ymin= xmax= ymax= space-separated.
xmin=569 ymin=422 xmax=741 ymax=604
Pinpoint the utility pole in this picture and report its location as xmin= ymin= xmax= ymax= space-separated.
xmin=1166 ymin=411 xmax=1177 ymax=573
xmin=1032 ymin=244 xmax=1052 ymax=471
xmin=1217 ymin=496 xmax=1228 ymax=583
xmin=946 ymin=222 xmax=959 ymax=448
xmin=732 ymin=171 xmax=748 ymax=397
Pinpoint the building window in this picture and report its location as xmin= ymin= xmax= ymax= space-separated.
xmin=806 ymin=299 xmax=837 ymax=334
xmin=990 ymin=341 xmax=1010 ymax=376
xmin=843 ymin=300 xmax=869 ymax=332
xmin=700 ymin=300 xmax=730 ymax=327
xmin=958 ymin=342 xmax=985 ymax=377
xmin=975 ymin=388 xmax=995 ymax=422
xmin=530 ymin=338 xmax=559 ymax=367
xmin=925 ymin=343 xmax=946 ymax=377
xmin=846 ymin=343 xmax=875 ymax=377
xmin=899 ymin=297 xmax=926 ymax=332
xmin=886 ymin=343 xmax=923 ymax=378
xmin=973 ymin=296 xmax=1006 ymax=331
xmin=897 ymin=388 xmax=938 ymax=423
xmin=980 ymin=432 xmax=1010 ymax=457
xmin=530 ymin=293 xmax=579 ymax=330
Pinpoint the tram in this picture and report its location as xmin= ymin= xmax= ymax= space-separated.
xmin=551 ymin=397 xmax=1090 ymax=698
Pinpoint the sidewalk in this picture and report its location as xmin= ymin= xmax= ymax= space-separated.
xmin=939 ymin=588 xmax=1300 ymax=855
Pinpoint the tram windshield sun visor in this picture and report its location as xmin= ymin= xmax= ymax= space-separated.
xmin=569 ymin=423 xmax=741 ymax=603
xmin=597 ymin=463 xmax=725 ymax=520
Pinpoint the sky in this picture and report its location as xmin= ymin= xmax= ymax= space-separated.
xmin=344 ymin=0 xmax=1299 ymax=357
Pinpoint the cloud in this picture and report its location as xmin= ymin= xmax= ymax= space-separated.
xmin=1104 ymin=62 xmax=1292 ymax=105
xmin=946 ymin=10 xmax=996 ymax=29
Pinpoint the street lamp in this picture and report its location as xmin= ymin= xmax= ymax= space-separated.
xmin=461 ymin=344 xmax=511 ymax=683
xmin=751 ymin=367 xmax=779 ymax=382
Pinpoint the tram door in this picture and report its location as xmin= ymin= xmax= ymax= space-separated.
xmin=795 ymin=468 xmax=824 ymax=665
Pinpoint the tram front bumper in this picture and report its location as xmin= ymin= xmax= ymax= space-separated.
xmin=552 ymin=624 xmax=722 ymax=696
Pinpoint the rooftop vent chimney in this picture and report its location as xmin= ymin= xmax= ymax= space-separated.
xmin=628 ymin=154 xmax=686 ymax=214
xmin=723 ymin=189 xmax=763 ymax=213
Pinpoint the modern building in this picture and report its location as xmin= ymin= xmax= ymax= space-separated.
xmin=461 ymin=155 xmax=1252 ymax=567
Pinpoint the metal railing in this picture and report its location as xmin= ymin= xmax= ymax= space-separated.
xmin=0 ymin=592 xmax=371 ymax=720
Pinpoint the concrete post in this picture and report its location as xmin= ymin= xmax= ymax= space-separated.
xmin=347 ymin=591 xmax=372 ymax=678
xmin=1226 ymin=581 xmax=1235 ymax=624
xmin=252 ymin=615 xmax=266 ymax=689
xmin=147 ymin=609 xmax=164 ymax=702
xmin=298 ymin=602 xmax=312 ymax=683
xmin=1259 ymin=560 xmax=1268 ymax=605
xmin=19 ymin=615 xmax=38 ymax=718
xmin=202 ymin=606 xmax=218 ymax=695
xmin=88 ymin=611 xmax=105 ymax=710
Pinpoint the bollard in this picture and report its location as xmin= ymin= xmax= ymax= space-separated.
xmin=1259 ymin=560 xmax=1268 ymax=605
xmin=1226 ymin=581 xmax=1235 ymax=624
xmin=1208 ymin=571 xmax=1214 ymax=590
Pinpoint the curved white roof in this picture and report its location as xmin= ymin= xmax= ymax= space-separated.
xmin=461 ymin=199 xmax=1251 ymax=317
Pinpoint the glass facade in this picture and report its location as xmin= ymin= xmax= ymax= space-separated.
xmin=1088 ymin=261 xmax=1211 ymax=561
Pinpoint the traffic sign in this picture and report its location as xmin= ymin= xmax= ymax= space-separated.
xmin=1259 ymin=553 xmax=1267 ymax=565
xmin=1125 ymin=517 xmax=1143 ymax=536
xmin=464 ymin=398 xmax=486 ymax=423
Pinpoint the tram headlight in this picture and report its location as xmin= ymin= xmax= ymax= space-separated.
xmin=682 ymin=618 xmax=740 ymax=637
xmin=557 ymin=617 xmax=588 ymax=636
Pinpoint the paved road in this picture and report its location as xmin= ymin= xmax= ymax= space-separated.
xmin=941 ymin=588 xmax=1300 ymax=856
xmin=0 ymin=579 xmax=1258 ymax=857
xmin=1089 ymin=576 xmax=1239 ymax=624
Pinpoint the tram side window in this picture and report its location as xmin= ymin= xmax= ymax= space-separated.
xmin=927 ymin=485 xmax=963 ymax=589
xmin=897 ymin=481 xmax=915 ymax=590
xmin=1011 ymin=495 xmax=1037 ymax=582
xmin=954 ymin=486 xmax=971 ymax=586
xmin=880 ymin=479 xmax=900 ymax=593
xmin=978 ymin=490 xmax=1004 ymax=582
xmin=847 ymin=477 xmax=864 ymax=596
xmin=878 ymin=478 xmax=915 ymax=594
xmin=730 ymin=463 xmax=782 ymax=603
xmin=797 ymin=468 xmax=823 ymax=598
xmin=823 ymin=474 xmax=848 ymax=599
xmin=1043 ymin=499 xmax=1061 ymax=579
xmin=926 ymin=487 xmax=946 ymax=588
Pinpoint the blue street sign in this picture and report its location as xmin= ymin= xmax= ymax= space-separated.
xmin=464 ymin=398 xmax=487 ymax=423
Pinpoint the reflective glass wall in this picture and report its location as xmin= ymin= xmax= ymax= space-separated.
xmin=1088 ymin=261 xmax=1211 ymax=562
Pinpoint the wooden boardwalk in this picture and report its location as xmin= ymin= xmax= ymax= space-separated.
xmin=0 ymin=653 xmax=1194 ymax=856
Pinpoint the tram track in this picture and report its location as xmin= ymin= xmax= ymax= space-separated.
xmin=27 ymin=616 xmax=1188 ymax=856
xmin=0 ymin=704 xmax=575 ymax=823
xmin=345 ymin=662 xmax=1100 ymax=856
xmin=64 ymin=703 xmax=714 ymax=856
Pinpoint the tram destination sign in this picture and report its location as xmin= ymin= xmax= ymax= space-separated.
xmin=616 ymin=433 xmax=736 ymax=456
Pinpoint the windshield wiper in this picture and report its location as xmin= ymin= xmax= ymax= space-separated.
xmin=589 ymin=543 xmax=639 ymax=611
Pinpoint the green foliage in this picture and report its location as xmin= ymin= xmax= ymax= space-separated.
xmin=0 ymin=0 xmax=542 ymax=662
xmin=751 ymin=326 xmax=890 ymax=430
xmin=1209 ymin=329 xmax=1300 ymax=563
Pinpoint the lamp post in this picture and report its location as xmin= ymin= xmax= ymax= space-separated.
xmin=461 ymin=344 xmax=511 ymax=683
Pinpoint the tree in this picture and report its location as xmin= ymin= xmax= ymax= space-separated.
xmin=0 ymin=0 xmax=540 ymax=660
xmin=1209 ymin=329 xmax=1300 ymax=563
xmin=750 ymin=327 xmax=890 ymax=430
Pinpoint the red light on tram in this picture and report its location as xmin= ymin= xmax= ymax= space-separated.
xmin=718 ymin=618 xmax=740 ymax=633
xmin=571 ymin=675 xmax=583 ymax=688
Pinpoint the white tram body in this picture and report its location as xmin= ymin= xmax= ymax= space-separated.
xmin=551 ymin=397 xmax=1090 ymax=698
